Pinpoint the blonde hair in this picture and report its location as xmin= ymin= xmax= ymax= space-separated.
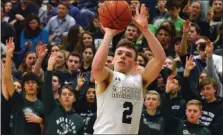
xmin=145 ymin=90 xmax=160 ymax=101
xmin=187 ymin=99 xmax=202 ymax=111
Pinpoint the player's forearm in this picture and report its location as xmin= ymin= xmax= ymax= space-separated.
xmin=180 ymin=32 xmax=188 ymax=55
xmin=143 ymin=29 xmax=166 ymax=63
xmin=92 ymin=32 xmax=113 ymax=71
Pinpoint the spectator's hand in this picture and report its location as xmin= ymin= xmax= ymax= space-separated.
xmin=205 ymin=40 xmax=213 ymax=57
xmin=76 ymin=73 xmax=85 ymax=91
xmin=183 ymin=19 xmax=190 ymax=33
xmin=132 ymin=4 xmax=148 ymax=32
xmin=15 ymin=14 xmax=24 ymax=21
xmin=185 ymin=55 xmax=196 ymax=72
xmin=36 ymin=42 xmax=48 ymax=59
xmin=165 ymin=75 xmax=176 ymax=93
xmin=47 ymin=52 xmax=57 ymax=70
xmin=5 ymin=37 xmax=15 ymax=55
xmin=25 ymin=113 xmax=43 ymax=124
xmin=49 ymin=34 xmax=57 ymax=41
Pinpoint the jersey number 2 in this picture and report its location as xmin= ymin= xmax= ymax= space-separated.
xmin=122 ymin=102 xmax=133 ymax=124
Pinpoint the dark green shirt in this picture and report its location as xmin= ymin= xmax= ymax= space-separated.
xmin=11 ymin=91 xmax=44 ymax=134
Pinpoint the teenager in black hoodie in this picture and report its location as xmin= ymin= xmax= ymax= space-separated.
xmin=161 ymin=75 xmax=211 ymax=135
xmin=182 ymin=54 xmax=223 ymax=134
xmin=138 ymin=90 xmax=164 ymax=135
xmin=42 ymin=53 xmax=84 ymax=135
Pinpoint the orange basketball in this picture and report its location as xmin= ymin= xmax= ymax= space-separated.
xmin=98 ymin=1 xmax=132 ymax=30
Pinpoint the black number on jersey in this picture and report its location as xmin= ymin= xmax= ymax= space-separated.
xmin=122 ymin=102 xmax=133 ymax=124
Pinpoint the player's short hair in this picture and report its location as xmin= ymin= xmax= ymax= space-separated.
xmin=145 ymin=90 xmax=161 ymax=101
xmin=186 ymin=99 xmax=202 ymax=111
xmin=116 ymin=39 xmax=138 ymax=60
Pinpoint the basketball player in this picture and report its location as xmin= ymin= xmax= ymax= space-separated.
xmin=92 ymin=4 xmax=166 ymax=134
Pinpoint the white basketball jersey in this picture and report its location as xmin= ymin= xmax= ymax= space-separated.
xmin=93 ymin=72 xmax=144 ymax=134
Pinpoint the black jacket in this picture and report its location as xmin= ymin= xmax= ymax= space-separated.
xmin=138 ymin=109 xmax=164 ymax=135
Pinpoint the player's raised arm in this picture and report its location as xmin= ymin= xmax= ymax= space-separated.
xmin=132 ymin=4 xmax=166 ymax=88
xmin=91 ymin=26 xmax=122 ymax=83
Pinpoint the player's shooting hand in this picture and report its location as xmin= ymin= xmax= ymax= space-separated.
xmin=25 ymin=113 xmax=43 ymax=124
xmin=101 ymin=24 xmax=124 ymax=37
xmin=132 ymin=4 xmax=148 ymax=32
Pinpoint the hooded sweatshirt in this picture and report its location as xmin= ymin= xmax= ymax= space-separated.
xmin=42 ymin=70 xmax=84 ymax=135
xmin=161 ymin=93 xmax=211 ymax=135
xmin=138 ymin=109 xmax=164 ymax=135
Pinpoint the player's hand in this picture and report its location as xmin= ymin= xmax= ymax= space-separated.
xmin=205 ymin=40 xmax=213 ymax=57
xmin=132 ymin=4 xmax=148 ymax=31
xmin=101 ymin=24 xmax=124 ymax=37
xmin=25 ymin=113 xmax=43 ymax=124
xmin=5 ymin=37 xmax=15 ymax=55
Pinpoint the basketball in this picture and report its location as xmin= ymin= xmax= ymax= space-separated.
xmin=98 ymin=1 xmax=132 ymax=30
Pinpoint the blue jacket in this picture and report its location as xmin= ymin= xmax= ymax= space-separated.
xmin=20 ymin=28 xmax=49 ymax=51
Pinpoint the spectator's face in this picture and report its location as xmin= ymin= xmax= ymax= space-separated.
xmin=52 ymin=76 xmax=60 ymax=91
xmin=213 ymin=0 xmax=223 ymax=13
xmin=186 ymin=105 xmax=201 ymax=124
xmin=24 ymin=80 xmax=38 ymax=95
xmin=174 ymin=41 xmax=181 ymax=53
xmin=195 ymin=39 xmax=207 ymax=60
xmin=157 ymin=74 xmax=164 ymax=87
xmin=29 ymin=19 xmax=38 ymax=30
xmin=4 ymin=2 xmax=12 ymax=13
xmin=188 ymin=26 xmax=199 ymax=41
xmin=86 ymin=88 xmax=95 ymax=103
xmin=125 ymin=26 xmax=139 ymax=41
xmin=144 ymin=50 xmax=153 ymax=61
xmin=93 ymin=18 xmax=100 ymax=28
xmin=14 ymin=81 xmax=22 ymax=93
xmin=189 ymin=2 xmax=201 ymax=17
xmin=114 ymin=47 xmax=136 ymax=74
xmin=158 ymin=0 xmax=167 ymax=10
xmin=82 ymin=33 xmax=93 ymax=46
xmin=200 ymin=83 xmax=216 ymax=102
xmin=25 ymin=53 xmax=36 ymax=68
xmin=167 ymin=7 xmax=180 ymax=18
xmin=105 ymin=55 xmax=114 ymax=69
xmin=130 ymin=0 xmax=140 ymax=12
xmin=59 ymin=88 xmax=76 ymax=107
xmin=57 ymin=4 xmax=68 ymax=17
xmin=137 ymin=55 xmax=145 ymax=66
xmin=67 ymin=56 xmax=81 ymax=72
xmin=163 ymin=58 xmax=174 ymax=70
xmin=83 ymin=48 xmax=94 ymax=62
xmin=144 ymin=94 xmax=160 ymax=110
xmin=156 ymin=29 xmax=171 ymax=46
xmin=51 ymin=46 xmax=60 ymax=54
xmin=55 ymin=51 xmax=66 ymax=68
xmin=199 ymin=72 xmax=207 ymax=83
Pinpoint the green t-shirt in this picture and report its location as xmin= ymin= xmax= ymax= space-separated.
xmin=148 ymin=24 xmax=158 ymax=34
xmin=11 ymin=91 xmax=44 ymax=134
xmin=167 ymin=17 xmax=185 ymax=35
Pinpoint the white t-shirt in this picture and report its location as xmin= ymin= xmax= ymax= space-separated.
xmin=93 ymin=72 xmax=144 ymax=134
